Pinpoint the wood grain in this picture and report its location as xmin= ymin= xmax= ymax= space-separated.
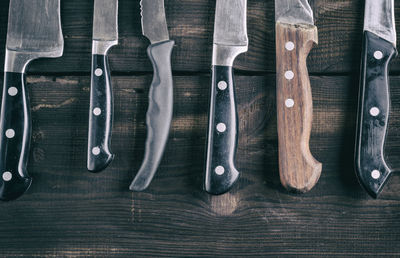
xmin=0 ymin=0 xmax=399 ymax=73
xmin=276 ymin=22 xmax=321 ymax=192
xmin=0 ymin=75 xmax=398 ymax=256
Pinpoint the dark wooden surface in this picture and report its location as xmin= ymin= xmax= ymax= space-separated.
xmin=0 ymin=0 xmax=400 ymax=257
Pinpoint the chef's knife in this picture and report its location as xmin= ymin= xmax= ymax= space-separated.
xmin=0 ymin=0 xmax=64 ymax=201
xmin=129 ymin=0 xmax=174 ymax=191
xmin=87 ymin=0 xmax=118 ymax=172
xmin=275 ymin=0 xmax=322 ymax=193
xmin=355 ymin=0 xmax=397 ymax=198
xmin=204 ymin=0 xmax=248 ymax=195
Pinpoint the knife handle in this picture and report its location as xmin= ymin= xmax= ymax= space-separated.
xmin=0 ymin=72 xmax=32 ymax=201
xmin=355 ymin=31 xmax=397 ymax=198
xmin=276 ymin=22 xmax=322 ymax=192
xmin=130 ymin=40 xmax=174 ymax=191
xmin=204 ymin=65 xmax=239 ymax=195
xmin=87 ymin=54 xmax=114 ymax=172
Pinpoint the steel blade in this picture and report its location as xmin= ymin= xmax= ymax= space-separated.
xmin=214 ymin=0 xmax=248 ymax=47
xmin=6 ymin=0 xmax=63 ymax=55
xmin=364 ymin=0 xmax=396 ymax=47
xmin=275 ymin=0 xmax=314 ymax=25
xmin=141 ymin=0 xmax=169 ymax=44
xmin=93 ymin=0 xmax=118 ymax=41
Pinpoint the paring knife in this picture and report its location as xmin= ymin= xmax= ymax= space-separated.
xmin=355 ymin=0 xmax=397 ymax=198
xmin=129 ymin=0 xmax=174 ymax=191
xmin=275 ymin=0 xmax=322 ymax=192
xmin=204 ymin=0 xmax=248 ymax=195
xmin=0 ymin=0 xmax=64 ymax=201
xmin=87 ymin=0 xmax=118 ymax=172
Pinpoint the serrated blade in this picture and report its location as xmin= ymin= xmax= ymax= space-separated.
xmin=214 ymin=0 xmax=248 ymax=47
xmin=140 ymin=0 xmax=169 ymax=44
xmin=93 ymin=0 xmax=118 ymax=41
xmin=364 ymin=0 xmax=396 ymax=47
xmin=275 ymin=0 xmax=314 ymax=25
xmin=6 ymin=0 xmax=63 ymax=55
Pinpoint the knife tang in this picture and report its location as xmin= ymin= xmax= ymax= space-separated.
xmin=205 ymin=65 xmax=240 ymax=195
xmin=276 ymin=22 xmax=322 ymax=192
xmin=0 ymin=71 xmax=32 ymax=201
xmin=87 ymin=41 xmax=116 ymax=172
xmin=130 ymin=40 xmax=174 ymax=191
xmin=355 ymin=31 xmax=396 ymax=197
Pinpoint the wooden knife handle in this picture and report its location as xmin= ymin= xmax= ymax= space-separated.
xmin=355 ymin=31 xmax=397 ymax=198
xmin=276 ymin=22 xmax=322 ymax=192
xmin=0 ymin=72 xmax=32 ymax=201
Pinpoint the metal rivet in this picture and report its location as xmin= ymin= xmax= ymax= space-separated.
xmin=2 ymin=171 xmax=12 ymax=182
xmin=371 ymin=170 xmax=381 ymax=179
xmin=285 ymin=71 xmax=294 ymax=80
xmin=374 ymin=51 xmax=383 ymax=60
xmin=215 ymin=166 xmax=225 ymax=175
xmin=370 ymin=107 xmax=380 ymax=117
xmin=8 ymin=87 xmax=18 ymax=96
xmin=218 ymin=81 xmax=228 ymax=90
xmin=93 ymin=108 xmax=102 ymax=116
xmin=285 ymin=99 xmax=295 ymax=108
xmin=92 ymin=147 xmax=101 ymax=156
xmin=5 ymin=129 xmax=15 ymax=139
xmin=216 ymin=123 xmax=227 ymax=133
xmin=285 ymin=41 xmax=295 ymax=51
xmin=95 ymin=68 xmax=103 ymax=77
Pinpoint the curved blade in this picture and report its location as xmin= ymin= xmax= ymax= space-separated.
xmin=364 ymin=0 xmax=396 ymax=47
xmin=275 ymin=0 xmax=314 ymax=25
xmin=140 ymin=0 xmax=169 ymax=44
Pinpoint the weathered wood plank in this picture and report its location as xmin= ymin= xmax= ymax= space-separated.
xmin=0 ymin=75 xmax=399 ymax=256
xmin=0 ymin=0 xmax=400 ymax=73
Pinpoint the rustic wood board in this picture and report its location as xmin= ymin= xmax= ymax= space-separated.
xmin=0 ymin=75 xmax=398 ymax=257
xmin=0 ymin=0 xmax=400 ymax=257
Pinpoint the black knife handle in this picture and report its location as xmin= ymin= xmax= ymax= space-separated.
xmin=130 ymin=40 xmax=175 ymax=191
xmin=204 ymin=65 xmax=240 ymax=195
xmin=87 ymin=54 xmax=114 ymax=172
xmin=355 ymin=31 xmax=397 ymax=197
xmin=0 ymin=72 xmax=32 ymax=201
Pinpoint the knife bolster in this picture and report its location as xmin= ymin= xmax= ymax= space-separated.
xmin=276 ymin=22 xmax=321 ymax=193
xmin=212 ymin=44 xmax=248 ymax=66
xmin=92 ymin=40 xmax=118 ymax=55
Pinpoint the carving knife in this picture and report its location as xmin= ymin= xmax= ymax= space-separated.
xmin=0 ymin=0 xmax=64 ymax=201
xmin=275 ymin=0 xmax=322 ymax=192
xmin=355 ymin=0 xmax=397 ymax=198
xmin=204 ymin=0 xmax=248 ymax=195
xmin=87 ymin=0 xmax=118 ymax=172
xmin=129 ymin=0 xmax=174 ymax=191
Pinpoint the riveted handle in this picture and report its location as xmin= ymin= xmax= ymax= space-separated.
xmin=130 ymin=40 xmax=175 ymax=191
xmin=276 ymin=22 xmax=322 ymax=193
xmin=0 ymin=72 xmax=32 ymax=201
xmin=204 ymin=65 xmax=240 ymax=195
xmin=87 ymin=54 xmax=114 ymax=172
xmin=355 ymin=31 xmax=397 ymax=198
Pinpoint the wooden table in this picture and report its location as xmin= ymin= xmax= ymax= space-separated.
xmin=0 ymin=0 xmax=400 ymax=257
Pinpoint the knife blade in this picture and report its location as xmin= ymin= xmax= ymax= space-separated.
xmin=355 ymin=0 xmax=397 ymax=198
xmin=1 ymin=0 xmax=64 ymax=201
xmin=275 ymin=0 xmax=322 ymax=192
xmin=204 ymin=0 xmax=248 ymax=195
xmin=129 ymin=0 xmax=174 ymax=191
xmin=87 ymin=0 xmax=118 ymax=172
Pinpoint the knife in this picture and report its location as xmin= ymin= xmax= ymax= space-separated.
xmin=204 ymin=0 xmax=248 ymax=195
xmin=129 ymin=0 xmax=174 ymax=191
xmin=275 ymin=0 xmax=322 ymax=193
xmin=0 ymin=0 xmax=64 ymax=201
xmin=355 ymin=0 xmax=397 ymax=198
xmin=87 ymin=0 xmax=118 ymax=172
